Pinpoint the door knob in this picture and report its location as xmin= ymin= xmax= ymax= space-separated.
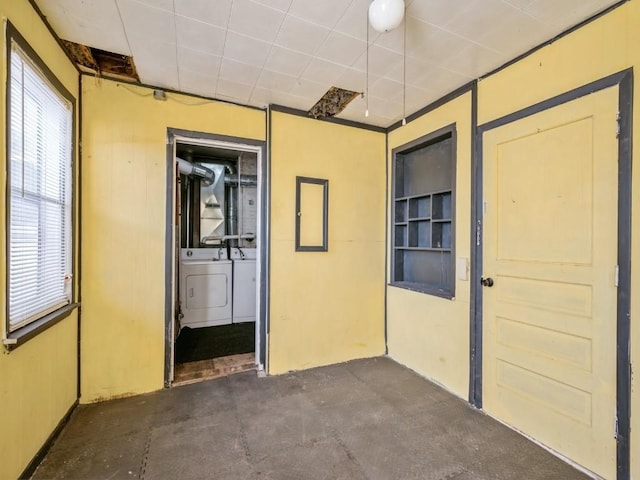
xmin=481 ymin=277 xmax=494 ymax=287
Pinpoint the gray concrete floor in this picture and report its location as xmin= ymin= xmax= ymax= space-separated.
xmin=33 ymin=357 xmax=590 ymax=480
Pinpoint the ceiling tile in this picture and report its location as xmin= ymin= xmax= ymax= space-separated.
xmin=372 ymin=24 xmax=406 ymax=54
xmin=249 ymin=86 xmax=271 ymax=107
xmin=118 ymin=0 xmax=176 ymax=43
xmin=38 ymin=0 xmax=130 ymax=54
xmin=370 ymin=77 xmax=404 ymax=99
xmin=339 ymin=100 xmax=391 ymax=127
xmin=128 ymin=32 xmax=176 ymax=63
xmin=300 ymin=58 xmax=346 ymax=86
xmin=251 ymin=0 xmax=293 ymax=12
xmin=402 ymin=22 xmax=475 ymax=70
xmin=174 ymin=0 xmax=232 ymax=29
xmin=179 ymin=69 xmax=218 ymax=97
xmin=177 ymin=46 xmax=221 ymax=76
xmin=126 ymin=35 xmax=178 ymax=92
xmin=386 ymin=56 xmax=473 ymax=93
xmin=335 ymin=68 xmax=367 ymax=93
xmin=175 ymin=16 xmax=226 ymax=56
xmin=416 ymin=66 xmax=471 ymax=94
xmin=334 ymin=0 xmax=381 ymax=42
xmin=407 ymin=0 xmax=474 ymax=27
xmin=503 ymin=0 xmax=536 ymax=9
xmin=215 ymin=78 xmax=253 ymax=104
xmin=367 ymin=94 xmax=401 ymax=120
xmin=288 ymin=79 xmax=327 ymax=100
xmin=389 ymin=84 xmax=438 ymax=108
xmin=286 ymin=97 xmax=313 ymax=111
xmin=444 ymin=0 xmax=527 ymax=42
xmin=133 ymin=53 xmax=179 ymax=90
xmin=224 ymin=31 xmax=272 ymax=66
xmin=270 ymin=91 xmax=310 ymax=110
xmin=386 ymin=56 xmax=431 ymax=85
xmin=288 ymin=0 xmax=351 ymax=28
xmin=256 ymin=70 xmax=298 ymax=91
xmin=274 ymin=15 xmax=331 ymax=55
xmin=476 ymin=9 xmax=548 ymax=55
xmin=264 ymin=46 xmax=312 ymax=77
xmin=441 ymin=43 xmax=508 ymax=78
xmin=525 ymin=0 xmax=617 ymax=28
xmin=352 ymin=46 xmax=404 ymax=77
xmin=228 ymin=0 xmax=287 ymax=42
xmin=124 ymin=0 xmax=173 ymax=12
xmin=251 ymin=86 xmax=307 ymax=109
xmin=316 ymin=31 xmax=366 ymax=67
xmin=219 ymin=58 xmax=262 ymax=86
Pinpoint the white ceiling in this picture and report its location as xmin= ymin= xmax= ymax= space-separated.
xmin=36 ymin=0 xmax=620 ymax=127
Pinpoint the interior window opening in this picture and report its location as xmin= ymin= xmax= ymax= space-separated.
xmin=391 ymin=125 xmax=456 ymax=299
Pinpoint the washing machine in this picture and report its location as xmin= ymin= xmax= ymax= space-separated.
xmin=179 ymin=248 xmax=232 ymax=328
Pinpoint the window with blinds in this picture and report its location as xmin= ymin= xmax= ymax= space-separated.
xmin=7 ymin=38 xmax=73 ymax=332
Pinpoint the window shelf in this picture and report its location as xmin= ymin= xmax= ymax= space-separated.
xmin=395 ymin=199 xmax=407 ymax=223
xmin=395 ymin=189 xmax=452 ymax=201
xmin=393 ymin=191 xmax=452 ymax=250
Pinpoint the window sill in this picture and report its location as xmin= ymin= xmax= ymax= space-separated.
xmin=3 ymin=303 xmax=79 ymax=351
xmin=389 ymin=282 xmax=454 ymax=300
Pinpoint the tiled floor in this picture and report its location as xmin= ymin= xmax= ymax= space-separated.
xmin=32 ymin=357 xmax=591 ymax=480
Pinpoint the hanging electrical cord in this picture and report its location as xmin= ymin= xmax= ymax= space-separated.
xmin=365 ymin=11 xmax=370 ymax=118
xmin=402 ymin=8 xmax=407 ymax=126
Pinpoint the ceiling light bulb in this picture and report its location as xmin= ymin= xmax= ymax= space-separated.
xmin=368 ymin=0 xmax=405 ymax=33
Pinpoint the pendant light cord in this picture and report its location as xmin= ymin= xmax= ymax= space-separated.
xmin=402 ymin=8 xmax=406 ymax=126
xmin=365 ymin=10 xmax=370 ymax=118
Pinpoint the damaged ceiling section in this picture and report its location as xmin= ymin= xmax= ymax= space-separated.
xmin=61 ymin=40 xmax=139 ymax=82
xmin=308 ymin=87 xmax=360 ymax=119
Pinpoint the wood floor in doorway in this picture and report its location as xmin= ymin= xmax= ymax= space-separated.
xmin=173 ymin=352 xmax=255 ymax=386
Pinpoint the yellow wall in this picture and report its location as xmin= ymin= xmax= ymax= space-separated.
xmin=477 ymin=3 xmax=640 ymax=478
xmin=268 ymin=112 xmax=386 ymax=373
xmin=81 ymin=78 xmax=265 ymax=402
xmin=386 ymin=93 xmax=472 ymax=398
xmin=0 ymin=1 xmax=79 ymax=479
xmin=477 ymin=4 xmax=632 ymax=125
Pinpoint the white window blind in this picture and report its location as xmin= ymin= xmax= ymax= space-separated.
xmin=8 ymin=40 xmax=73 ymax=332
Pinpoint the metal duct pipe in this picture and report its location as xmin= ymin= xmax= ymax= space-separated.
xmin=226 ymin=184 xmax=238 ymax=247
xmin=224 ymin=174 xmax=258 ymax=187
xmin=191 ymin=157 xmax=237 ymax=176
xmin=177 ymin=157 xmax=215 ymax=186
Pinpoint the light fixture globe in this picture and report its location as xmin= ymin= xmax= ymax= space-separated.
xmin=368 ymin=0 xmax=405 ymax=33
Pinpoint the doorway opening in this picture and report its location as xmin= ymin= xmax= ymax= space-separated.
xmin=167 ymin=134 xmax=266 ymax=386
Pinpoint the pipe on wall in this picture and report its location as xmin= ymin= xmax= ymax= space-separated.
xmin=224 ymin=174 xmax=258 ymax=187
xmin=226 ymin=184 xmax=238 ymax=247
